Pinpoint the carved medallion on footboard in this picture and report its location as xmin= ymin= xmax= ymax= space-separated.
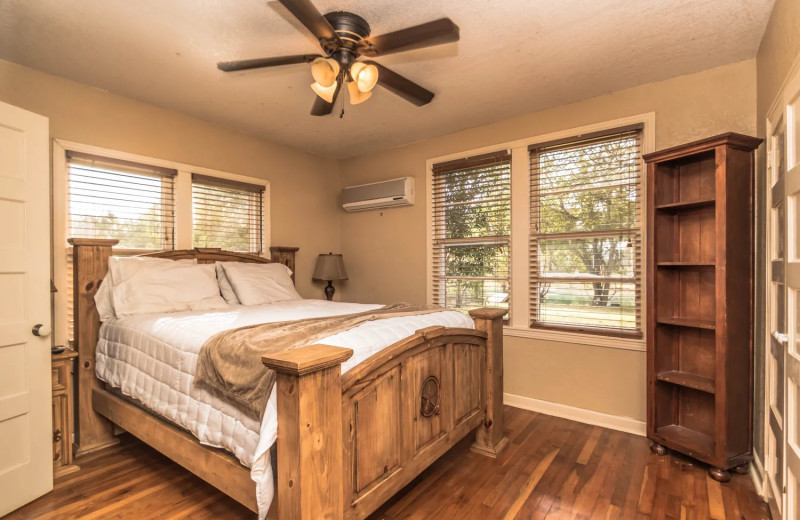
xmin=340 ymin=327 xmax=487 ymax=519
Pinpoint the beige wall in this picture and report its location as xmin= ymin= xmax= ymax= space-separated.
xmin=753 ymin=0 xmax=800 ymax=464
xmin=0 ymin=59 xmax=341 ymax=299
xmin=0 ymin=52 xmax=764 ymax=424
xmin=339 ymin=59 xmax=757 ymax=422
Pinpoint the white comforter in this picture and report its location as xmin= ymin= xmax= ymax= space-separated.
xmin=95 ymin=299 xmax=472 ymax=518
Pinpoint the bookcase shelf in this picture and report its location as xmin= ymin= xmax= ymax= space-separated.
xmin=655 ymin=198 xmax=716 ymax=212
xmin=654 ymin=425 xmax=715 ymax=456
xmin=655 ymin=317 xmax=716 ymax=330
xmin=656 ymin=370 xmax=715 ymax=394
xmin=656 ymin=262 xmax=715 ymax=268
xmin=644 ymin=133 xmax=761 ymax=481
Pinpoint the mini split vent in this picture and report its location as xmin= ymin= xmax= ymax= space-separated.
xmin=341 ymin=177 xmax=415 ymax=212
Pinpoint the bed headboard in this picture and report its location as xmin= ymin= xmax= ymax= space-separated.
xmin=136 ymin=246 xmax=299 ymax=282
xmin=67 ymin=238 xmax=299 ymax=455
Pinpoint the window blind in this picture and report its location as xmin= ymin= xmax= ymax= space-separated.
xmin=67 ymin=152 xmax=176 ymax=249
xmin=529 ymin=128 xmax=643 ymax=336
xmin=65 ymin=152 xmax=177 ymax=342
xmin=192 ymin=174 xmax=264 ymax=253
xmin=431 ymin=150 xmax=511 ymax=313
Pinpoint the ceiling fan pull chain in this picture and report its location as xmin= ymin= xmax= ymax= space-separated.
xmin=340 ymin=76 xmax=346 ymax=118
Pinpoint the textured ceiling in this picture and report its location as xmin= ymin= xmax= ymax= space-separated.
xmin=0 ymin=0 xmax=775 ymax=159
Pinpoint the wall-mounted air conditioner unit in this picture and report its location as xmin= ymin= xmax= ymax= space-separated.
xmin=341 ymin=177 xmax=415 ymax=212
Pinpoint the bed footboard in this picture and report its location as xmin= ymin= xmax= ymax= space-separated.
xmin=263 ymin=308 xmax=507 ymax=520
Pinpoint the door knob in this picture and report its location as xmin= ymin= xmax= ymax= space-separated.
xmin=775 ymin=332 xmax=789 ymax=345
xmin=32 ymin=324 xmax=51 ymax=337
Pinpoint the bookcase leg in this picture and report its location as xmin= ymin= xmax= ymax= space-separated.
xmin=732 ymin=463 xmax=749 ymax=475
xmin=708 ymin=467 xmax=731 ymax=482
xmin=649 ymin=442 xmax=667 ymax=456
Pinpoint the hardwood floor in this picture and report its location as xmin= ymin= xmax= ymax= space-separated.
xmin=5 ymin=406 xmax=769 ymax=520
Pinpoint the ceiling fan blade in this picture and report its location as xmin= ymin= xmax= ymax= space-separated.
xmin=360 ymin=18 xmax=459 ymax=57
xmin=310 ymin=82 xmax=342 ymax=116
xmin=365 ymin=61 xmax=434 ymax=106
xmin=218 ymin=54 xmax=320 ymax=72
xmin=279 ymin=0 xmax=342 ymax=47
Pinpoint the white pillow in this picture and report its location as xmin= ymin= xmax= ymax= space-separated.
xmin=110 ymin=258 xmax=227 ymax=317
xmin=220 ymin=261 xmax=302 ymax=306
xmin=94 ymin=271 xmax=116 ymax=321
xmin=93 ymin=257 xmax=197 ymax=320
xmin=215 ymin=263 xmax=241 ymax=305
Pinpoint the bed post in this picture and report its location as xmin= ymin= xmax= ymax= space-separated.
xmin=469 ymin=308 xmax=509 ymax=458
xmin=269 ymin=246 xmax=299 ymax=282
xmin=68 ymin=238 xmax=120 ymax=456
xmin=263 ymin=344 xmax=354 ymax=520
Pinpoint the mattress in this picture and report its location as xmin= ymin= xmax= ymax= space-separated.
xmin=95 ymin=299 xmax=473 ymax=519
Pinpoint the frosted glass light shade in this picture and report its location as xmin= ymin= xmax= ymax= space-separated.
xmin=310 ymin=57 xmax=340 ymax=88
xmin=347 ymin=81 xmax=372 ymax=105
xmin=349 ymin=62 xmax=379 ymax=92
xmin=311 ymin=81 xmax=338 ymax=103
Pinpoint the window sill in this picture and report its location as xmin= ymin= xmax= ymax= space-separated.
xmin=503 ymin=326 xmax=646 ymax=352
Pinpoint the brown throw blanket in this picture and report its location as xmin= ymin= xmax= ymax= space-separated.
xmin=194 ymin=303 xmax=448 ymax=420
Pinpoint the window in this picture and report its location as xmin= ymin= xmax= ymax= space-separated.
xmin=431 ymin=150 xmax=511 ymax=313
xmin=192 ymin=174 xmax=264 ymax=253
xmin=529 ymin=127 xmax=643 ymax=336
xmin=65 ymin=152 xmax=177 ymax=339
xmin=56 ymin=143 xmax=269 ymax=345
xmin=67 ymin=152 xmax=177 ymax=248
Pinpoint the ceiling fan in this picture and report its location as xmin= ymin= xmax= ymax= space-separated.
xmin=217 ymin=0 xmax=460 ymax=116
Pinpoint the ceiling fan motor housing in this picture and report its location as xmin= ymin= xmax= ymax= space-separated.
xmin=322 ymin=12 xmax=371 ymax=77
xmin=324 ymin=11 xmax=371 ymax=46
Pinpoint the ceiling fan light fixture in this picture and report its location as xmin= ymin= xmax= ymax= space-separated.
xmin=311 ymin=81 xmax=338 ymax=103
xmin=349 ymin=61 xmax=379 ymax=92
xmin=310 ymin=57 xmax=340 ymax=87
xmin=347 ymin=81 xmax=372 ymax=105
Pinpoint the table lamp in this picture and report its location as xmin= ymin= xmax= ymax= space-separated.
xmin=313 ymin=252 xmax=348 ymax=301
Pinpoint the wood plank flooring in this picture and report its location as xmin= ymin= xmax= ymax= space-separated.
xmin=5 ymin=406 xmax=770 ymax=519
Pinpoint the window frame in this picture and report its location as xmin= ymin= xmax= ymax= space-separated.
xmin=430 ymin=150 xmax=512 ymax=316
xmin=53 ymin=140 xmax=270 ymax=346
xmin=191 ymin=173 xmax=266 ymax=254
xmin=529 ymin=127 xmax=644 ymax=339
xmin=426 ymin=113 xmax=654 ymax=351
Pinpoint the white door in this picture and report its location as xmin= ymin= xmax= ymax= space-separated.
xmin=0 ymin=101 xmax=52 ymax=516
xmin=765 ymin=61 xmax=800 ymax=520
xmin=782 ymin=65 xmax=800 ymax=520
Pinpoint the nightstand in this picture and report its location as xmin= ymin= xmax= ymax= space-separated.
xmin=52 ymin=348 xmax=80 ymax=478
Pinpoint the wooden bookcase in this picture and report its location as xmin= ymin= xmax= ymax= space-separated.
xmin=644 ymin=133 xmax=762 ymax=482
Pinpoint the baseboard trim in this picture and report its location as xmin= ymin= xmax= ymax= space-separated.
xmin=504 ymin=393 xmax=646 ymax=436
xmin=749 ymin=453 xmax=767 ymax=498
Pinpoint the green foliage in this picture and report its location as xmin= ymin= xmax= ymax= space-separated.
xmin=71 ymin=207 xmax=169 ymax=249
xmin=71 ymin=186 xmax=261 ymax=253
xmin=537 ymin=136 xmax=639 ymax=308
xmin=192 ymin=185 xmax=259 ymax=252
xmin=439 ymin=163 xmax=510 ymax=309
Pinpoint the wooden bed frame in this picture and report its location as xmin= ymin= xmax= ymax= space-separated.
xmin=69 ymin=238 xmax=507 ymax=520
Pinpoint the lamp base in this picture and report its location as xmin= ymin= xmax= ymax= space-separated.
xmin=325 ymin=281 xmax=335 ymax=301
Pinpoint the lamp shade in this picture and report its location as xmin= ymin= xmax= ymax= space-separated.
xmin=349 ymin=62 xmax=379 ymax=92
xmin=311 ymin=81 xmax=338 ymax=103
xmin=313 ymin=253 xmax=348 ymax=281
xmin=347 ymin=81 xmax=372 ymax=105
xmin=310 ymin=57 xmax=340 ymax=88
